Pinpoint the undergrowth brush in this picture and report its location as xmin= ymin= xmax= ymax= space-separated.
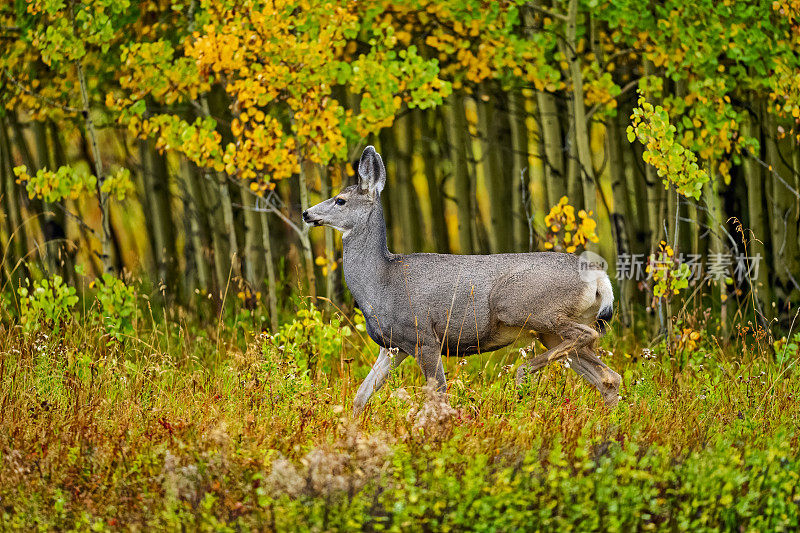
xmin=0 ymin=280 xmax=798 ymax=531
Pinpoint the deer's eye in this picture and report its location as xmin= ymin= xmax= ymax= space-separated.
xmin=335 ymin=198 xmax=346 ymax=206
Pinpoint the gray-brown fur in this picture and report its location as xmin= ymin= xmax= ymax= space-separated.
xmin=303 ymin=146 xmax=621 ymax=414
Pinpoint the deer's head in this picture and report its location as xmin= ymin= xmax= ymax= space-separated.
xmin=302 ymin=146 xmax=386 ymax=238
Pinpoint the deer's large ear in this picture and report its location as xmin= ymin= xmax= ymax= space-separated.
xmin=357 ymin=145 xmax=386 ymax=196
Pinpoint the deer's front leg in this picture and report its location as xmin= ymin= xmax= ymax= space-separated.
xmin=353 ymin=347 xmax=408 ymax=415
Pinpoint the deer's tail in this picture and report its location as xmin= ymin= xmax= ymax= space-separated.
xmin=596 ymin=274 xmax=614 ymax=334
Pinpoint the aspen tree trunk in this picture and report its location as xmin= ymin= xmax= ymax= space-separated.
xmin=509 ymin=90 xmax=530 ymax=251
xmin=677 ymin=198 xmax=693 ymax=260
xmin=260 ymin=208 xmax=279 ymax=331
xmin=793 ymin=147 xmax=800 ymax=269
xmin=477 ymin=92 xmax=505 ymax=252
xmin=421 ymin=109 xmax=450 ymax=252
xmin=705 ymin=163 xmax=728 ymax=333
xmin=2 ymin=119 xmax=31 ymax=277
xmin=297 ymin=160 xmax=316 ymax=299
xmin=48 ymin=122 xmax=72 ymax=282
xmin=608 ymin=115 xmax=634 ymax=326
xmin=181 ymin=207 xmax=197 ymax=298
xmin=0 ymin=121 xmax=24 ymax=285
xmin=238 ymin=188 xmax=280 ymax=324
xmin=199 ymin=96 xmax=239 ymax=297
xmin=319 ymin=164 xmax=335 ymax=302
xmin=137 ymin=140 xmax=158 ymax=274
xmin=641 ymin=63 xmax=659 ymax=251
xmin=153 ymin=149 xmax=178 ymax=291
xmin=8 ymin=115 xmax=35 ymax=172
xmin=527 ymin=93 xmax=549 ymax=244
xmin=496 ymin=97 xmax=515 ymax=250
xmin=523 ymin=7 xmax=560 ymax=212
xmin=184 ymin=3 xmax=227 ymax=302
xmin=181 ymin=160 xmax=211 ymax=295
xmin=479 ymin=87 xmax=514 ymax=252
xmin=536 ymin=92 xmax=565 ymax=208
xmin=654 ymin=176 xmax=668 ymax=244
xmin=566 ymin=111 xmax=583 ymax=207
xmin=646 ymin=175 xmax=663 ymax=253
xmin=142 ymin=142 xmax=178 ymax=292
xmin=76 ymin=59 xmax=112 ymax=273
xmin=667 ymin=187 xmax=677 ymax=246
xmin=673 ymin=81 xmax=693 ymax=255
xmin=50 ymin=121 xmax=67 ymax=170
xmin=563 ymin=0 xmax=597 ymax=228
xmin=377 ymin=128 xmax=399 ymax=249
xmin=200 ymin=171 xmax=232 ymax=304
xmin=766 ymin=113 xmax=800 ymax=297
xmin=394 ymin=111 xmax=423 ymax=252
xmin=760 ymin=103 xmax=776 ymax=300
xmin=740 ymin=114 xmax=772 ymax=316
xmin=33 ymin=122 xmax=51 ymax=177
xmin=465 ymin=97 xmax=489 ymax=253
xmin=32 ymin=121 xmax=56 ymax=274
xmin=619 ymin=100 xmax=651 ymax=254
xmin=443 ymin=94 xmax=474 ymax=254
xmin=628 ymin=141 xmax=653 ymax=248
xmin=216 ymin=179 xmax=239 ymax=284
xmin=241 ymin=186 xmax=265 ymax=296
xmin=9 ymin=114 xmax=45 ymax=251
xmin=0 ymin=139 xmax=10 ymax=286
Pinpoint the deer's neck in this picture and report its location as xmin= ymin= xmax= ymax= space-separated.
xmin=341 ymin=200 xmax=393 ymax=307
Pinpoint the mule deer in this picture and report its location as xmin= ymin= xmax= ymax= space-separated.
xmin=303 ymin=146 xmax=621 ymax=414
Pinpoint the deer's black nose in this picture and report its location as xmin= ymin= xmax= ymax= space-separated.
xmin=302 ymin=210 xmax=309 ymax=221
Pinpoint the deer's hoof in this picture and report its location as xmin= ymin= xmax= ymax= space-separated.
xmin=601 ymin=371 xmax=622 ymax=407
xmin=352 ymin=396 xmax=367 ymax=417
xmin=603 ymin=392 xmax=620 ymax=408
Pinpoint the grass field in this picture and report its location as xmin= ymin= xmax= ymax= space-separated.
xmin=1 ymin=296 xmax=799 ymax=531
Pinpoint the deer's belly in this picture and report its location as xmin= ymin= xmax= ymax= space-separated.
xmin=439 ymin=324 xmax=534 ymax=356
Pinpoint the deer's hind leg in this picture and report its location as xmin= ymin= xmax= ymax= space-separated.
xmin=417 ymin=348 xmax=447 ymax=394
xmin=571 ymin=348 xmax=621 ymax=407
xmin=517 ymin=329 xmax=621 ymax=407
xmin=515 ymin=322 xmax=598 ymax=383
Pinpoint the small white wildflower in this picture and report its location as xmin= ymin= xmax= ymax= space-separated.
xmin=388 ymin=347 xmax=399 ymax=362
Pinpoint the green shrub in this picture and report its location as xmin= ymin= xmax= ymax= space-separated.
xmin=272 ymin=302 xmax=353 ymax=376
xmin=775 ymin=332 xmax=800 ymax=366
xmin=17 ymin=275 xmax=77 ymax=334
xmin=92 ymin=273 xmax=138 ymax=341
